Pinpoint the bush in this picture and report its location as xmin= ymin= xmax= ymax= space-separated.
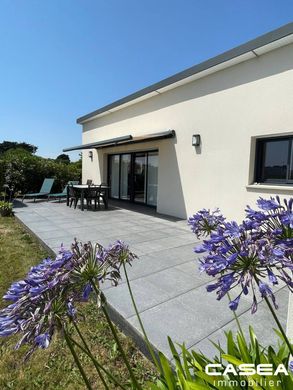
xmin=0 ymin=149 xmax=81 ymax=195
xmin=0 ymin=201 xmax=13 ymax=217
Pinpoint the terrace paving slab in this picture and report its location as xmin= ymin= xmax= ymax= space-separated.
xmin=14 ymin=201 xmax=289 ymax=361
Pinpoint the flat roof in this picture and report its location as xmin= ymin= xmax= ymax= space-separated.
xmin=77 ymin=22 xmax=293 ymax=124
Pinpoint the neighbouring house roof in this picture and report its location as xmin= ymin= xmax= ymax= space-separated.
xmin=63 ymin=130 xmax=175 ymax=152
xmin=77 ymin=22 xmax=293 ymax=124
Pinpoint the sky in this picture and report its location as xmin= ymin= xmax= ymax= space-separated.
xmin=0 ymin=0 xmax=293 ymax=161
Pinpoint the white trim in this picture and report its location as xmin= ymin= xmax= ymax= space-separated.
xmin=246 ymin=184 xmax=293 ymax=191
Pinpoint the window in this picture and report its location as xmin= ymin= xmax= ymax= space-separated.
xmin=255 ymin=136 xmax=293 ymax=184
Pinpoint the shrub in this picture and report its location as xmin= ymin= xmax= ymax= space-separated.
xmin=0 ymin=201 xmax=13 ymax=217
xmin=0 ymin=148 xmax=81 ymax=195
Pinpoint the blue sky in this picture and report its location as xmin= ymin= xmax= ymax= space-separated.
xmin=0 ymin=0 xmax=292 ymax=160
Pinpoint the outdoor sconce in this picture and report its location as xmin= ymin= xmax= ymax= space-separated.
xmin=88 ymin=151 xmax=93 ymax=161
xmin=192 ymin=134 xmax=201 ymax=147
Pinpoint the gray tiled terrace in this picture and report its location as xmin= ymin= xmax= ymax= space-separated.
xmin=15 ymin=200 xmax=289 ymax=360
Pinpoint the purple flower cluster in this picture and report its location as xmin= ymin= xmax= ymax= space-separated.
xmin=188 ymin=208 xmax=225 ymax=239
xmin=190 ymin=197 xmax=293 ymax=313
xmin=0 ymin=240 xmax=136 ymax=356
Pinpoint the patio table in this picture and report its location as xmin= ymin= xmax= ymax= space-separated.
xmin=66 ymin=185 xmax=109 ymax=211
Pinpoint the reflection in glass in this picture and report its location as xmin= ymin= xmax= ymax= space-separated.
xmin=290 ymin=143 xmax=293 ymax=181
xmin=120 ymin=154 xmax=131 ymax=200
xmin=134 ymin=153 xmax=146 ymax=203
xmin=147 ymin=152 xmax=158 ymax=206
xmin=110 ymin=155 xmax=120 ymax=198
xmin=263 ymin=140 xmax=289 ymax=182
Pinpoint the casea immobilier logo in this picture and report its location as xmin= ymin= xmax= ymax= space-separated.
xmin=205 ymin=363 xmax=290 ymax=387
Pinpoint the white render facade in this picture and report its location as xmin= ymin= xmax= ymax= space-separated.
xmin=77 ymin=30 xmax=293 ymax=222
xmin=66 ymin=23 xmax=293 ymax=338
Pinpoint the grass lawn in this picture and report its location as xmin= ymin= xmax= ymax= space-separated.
xmin=0 ymin=216 xmax=156 ymax=389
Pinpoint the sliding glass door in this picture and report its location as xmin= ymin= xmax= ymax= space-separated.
xmin=134 ymin=153 xmax=147 ymax=203
xmin=109 ymin=155 xmax=119 ymax=198
xmin=147 ymin=152 xmax=158 ymax=206
xmin=120 ymin=154 xmax=131 ymax=200
xmin=108 ymin=151 xmax=158 ymax=206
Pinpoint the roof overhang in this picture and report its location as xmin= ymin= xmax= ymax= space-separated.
xmin=63 ymin=130 xmax=175 ymax=152
xmin=77 ymin=23 xmax=293 ymax=124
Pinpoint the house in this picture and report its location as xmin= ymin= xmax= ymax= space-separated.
xmin=64 ymin=22 xmax=293 ymax=222
xmin=64 ymin=21 xmax=293 ymax=348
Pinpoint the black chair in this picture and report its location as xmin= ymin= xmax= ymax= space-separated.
xmin=85 ymin=184 xmax=108 ymax=210
xmin=98 ymin=183 xmax=108 ymax=209
xmin=85 ymin=186 xmax=99 ymax=210
xmin=68 ymin=185 xmax=80 ymax=209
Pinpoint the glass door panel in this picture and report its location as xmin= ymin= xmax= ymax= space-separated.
xmin=147 ymin=151 xmax=158 ymax=206
xmin=289 ymin=140 xmax=293 ymax=182
xmin=134 ymin=153 xmax=146 ymax=203
xmin=109 ymin=155 xmax=120 ymax=198
xmin=120 ymin=154 xmax=131 ymax=200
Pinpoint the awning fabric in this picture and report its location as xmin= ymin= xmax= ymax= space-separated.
xmin=63 ymin=130 xmax=175 ymax=152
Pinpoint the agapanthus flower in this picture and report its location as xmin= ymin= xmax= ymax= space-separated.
xmin=0 ymin=239 xmax=137 ymax=356
xmin=188 ymin=208 xmax=225 ymax=239
xmin=190 ymin=196 xmax=293 ymax=314
xmin=246 ymin=196 xmax=293 ymax=244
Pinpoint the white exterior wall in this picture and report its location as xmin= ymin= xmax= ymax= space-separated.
xmin=82 ymin=42 xmax=293 ymax=221
xmin=80 ymin=42 xmax=293 ymax=341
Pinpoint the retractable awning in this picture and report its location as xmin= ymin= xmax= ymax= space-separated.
xmin=63 ymin=130 xmax=175 ymax=152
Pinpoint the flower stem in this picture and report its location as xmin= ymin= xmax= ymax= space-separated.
xmin=122 ymin=262 xmax=162 ymax=374
xmin=227 ymin=292 xmax=245 ymax=339
xmin=263 ymin=294 xmax=293 ymax=356
xmin=72 ymin=321 xmax=109 ymax=390
xmin=254 ymin=277 xmax=293 ymax=356
xmin=63 ymin=327 xmax=93 ymax=390
xmin=69 ymin=335 xmax=128 ymax=390
xmin=91 ymin=282 xmax=142 ymax=390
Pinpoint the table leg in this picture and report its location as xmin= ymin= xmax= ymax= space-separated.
xmin=80 ymin=189 xmax=84 ymax=211
xmin=105 ymin=188 xmax=109 ymax=209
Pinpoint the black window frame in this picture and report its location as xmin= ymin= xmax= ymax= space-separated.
xmin=107 ymin=149 xmax=159 ymax=207
xmin=255 ymin=135 xmax=293 ymax=185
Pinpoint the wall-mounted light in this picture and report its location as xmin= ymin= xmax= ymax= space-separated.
xmin=88 ymin=151 xmax=93 ymax=160
xmin=192 ymin=134 xmax=201 ymax=147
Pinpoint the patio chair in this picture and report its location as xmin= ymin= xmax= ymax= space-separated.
xmin=98 ymin=183 xmax=108 ymax=209
xmin=22 ymin=178 xmax=55 ymax=202
xmin=68 ymin=185 xmax=80 ymax=209
xmin=47 ymin=181 xmax=79 ymax=202
xmin=85 ymin=184 xmax=108 ymax=210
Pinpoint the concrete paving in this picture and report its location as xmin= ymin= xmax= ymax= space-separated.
xmin=14 ymin=200 xmax=289 ymax=360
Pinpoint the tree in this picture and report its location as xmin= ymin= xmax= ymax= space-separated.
xmin=0 ymin=141 xmax=37 ymax=155
xmin=56 ymin=154 xmax=70 ymax=164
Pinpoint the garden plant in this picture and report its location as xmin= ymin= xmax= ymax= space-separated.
xmin=0 ymin=200 xmax=13 ymax=217
xmin=0 ymin=196 xmax=292 ymax=389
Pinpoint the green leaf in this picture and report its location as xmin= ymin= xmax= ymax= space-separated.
xmin=195 ymin=371 xmax=234 ymax=390
xmin=222 ymin=354 xmax=279 ymax=390
xmin=226 ymin=331 xmax=236 ymax=356
xmin=158 ymin=352 xmax=176 ymax=390
xmin=181 ymin=343 xmax=193 ymax=381
xmin=168 ymin=337 xmax=185 ymax=378
xmin=185 ymin=380 xmax=211 ymax=390
xmin=236 ymin=332 xmax=251 ymax=363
